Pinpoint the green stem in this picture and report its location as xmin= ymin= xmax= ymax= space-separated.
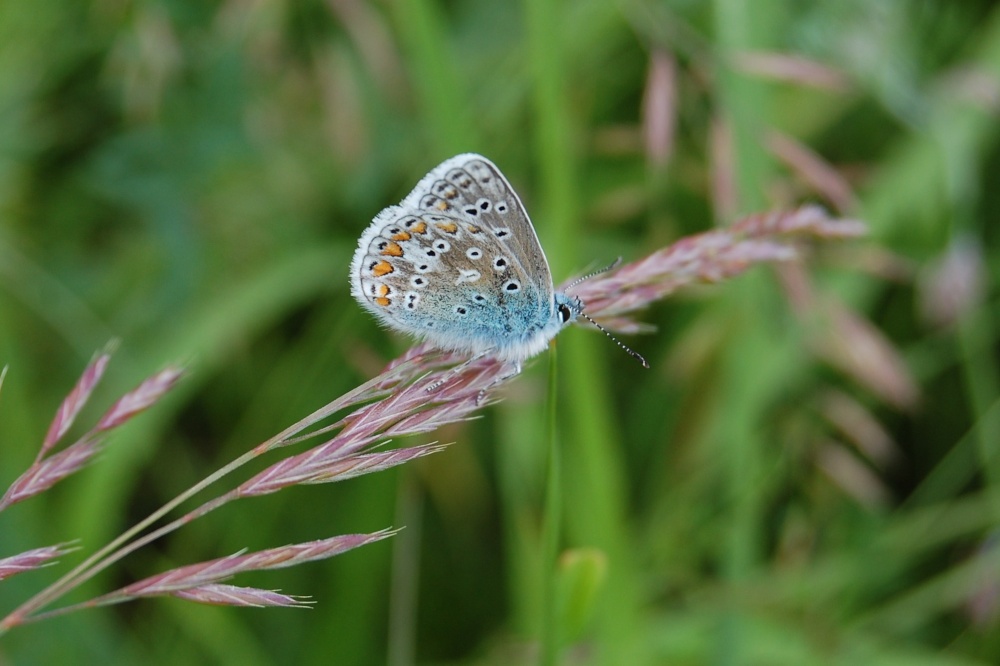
xmin=539 ymin=346 xmax=562 ymax=666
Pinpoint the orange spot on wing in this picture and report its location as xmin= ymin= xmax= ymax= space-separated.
xmin=435 ymin=200 xmax=450 ymax=211
xmin=435 ymin=221 xmax=458 ymax=234
xmin=375 ymin=296 xmax=391 ymax=307
xmin=372 ymin=261 xmax=394 ymax=277
xmin=381 ymin=242 xmax=403 ymax=257
xmin=466 ymin=224 xmax=481 ymax=234
xmin=411 ymin=221 xmax=427 ymax=234
xmin=377 ymin=284 xmax=390 ymax=297
xmin=391 ymin=231 xmax=411 ymax=241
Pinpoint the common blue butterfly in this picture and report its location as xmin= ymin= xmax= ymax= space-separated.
xmin=350 ymin=154 xmax=645 ymax=377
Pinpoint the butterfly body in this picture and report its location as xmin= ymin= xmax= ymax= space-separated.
xmin=350 ymin=154 xmax=580 ymax=364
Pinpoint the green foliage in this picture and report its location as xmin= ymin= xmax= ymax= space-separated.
xmin=1 ymin=0 xmax=999 ymax=664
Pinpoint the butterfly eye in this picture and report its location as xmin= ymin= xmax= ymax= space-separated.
xmin=558 ymin=304 xmax=572 ymax=323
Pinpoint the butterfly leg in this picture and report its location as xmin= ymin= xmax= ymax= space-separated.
xmin=424 ymin=350 xmax=491 ymax=394
xmin=423 ymin=354 xmax=524 ymax=406
xmin=475 ymin=362 xmax=522 ymax=405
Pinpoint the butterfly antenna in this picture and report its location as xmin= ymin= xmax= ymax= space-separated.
xmin=578 ymin=311 xmax=650 ymax=369
xmin=564 ymin=257 xmax=622 ymax=291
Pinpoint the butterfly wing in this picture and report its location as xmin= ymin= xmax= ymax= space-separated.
xmin=350 ymin=155 xmax=558 ymax=360
xmin=403 ymin=154 xmax=555 ymax=291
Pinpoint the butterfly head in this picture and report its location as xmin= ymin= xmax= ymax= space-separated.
xmin=556 ymin=289 xmax=650 ymax=369
xmin=553 ymin=292 xmax=583 ymax=328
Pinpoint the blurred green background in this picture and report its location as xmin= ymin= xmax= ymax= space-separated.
xmin=2 ymin=0 xmax=999 ymax=664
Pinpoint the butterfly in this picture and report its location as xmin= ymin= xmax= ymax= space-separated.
xmin=350 ymin=153 xmax=646 ymax=379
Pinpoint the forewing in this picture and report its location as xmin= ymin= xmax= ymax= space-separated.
xmin=350 ymin=204 xmax=551 ymax=353
xmin=401 ymin=154 xmax=554 ymax=292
